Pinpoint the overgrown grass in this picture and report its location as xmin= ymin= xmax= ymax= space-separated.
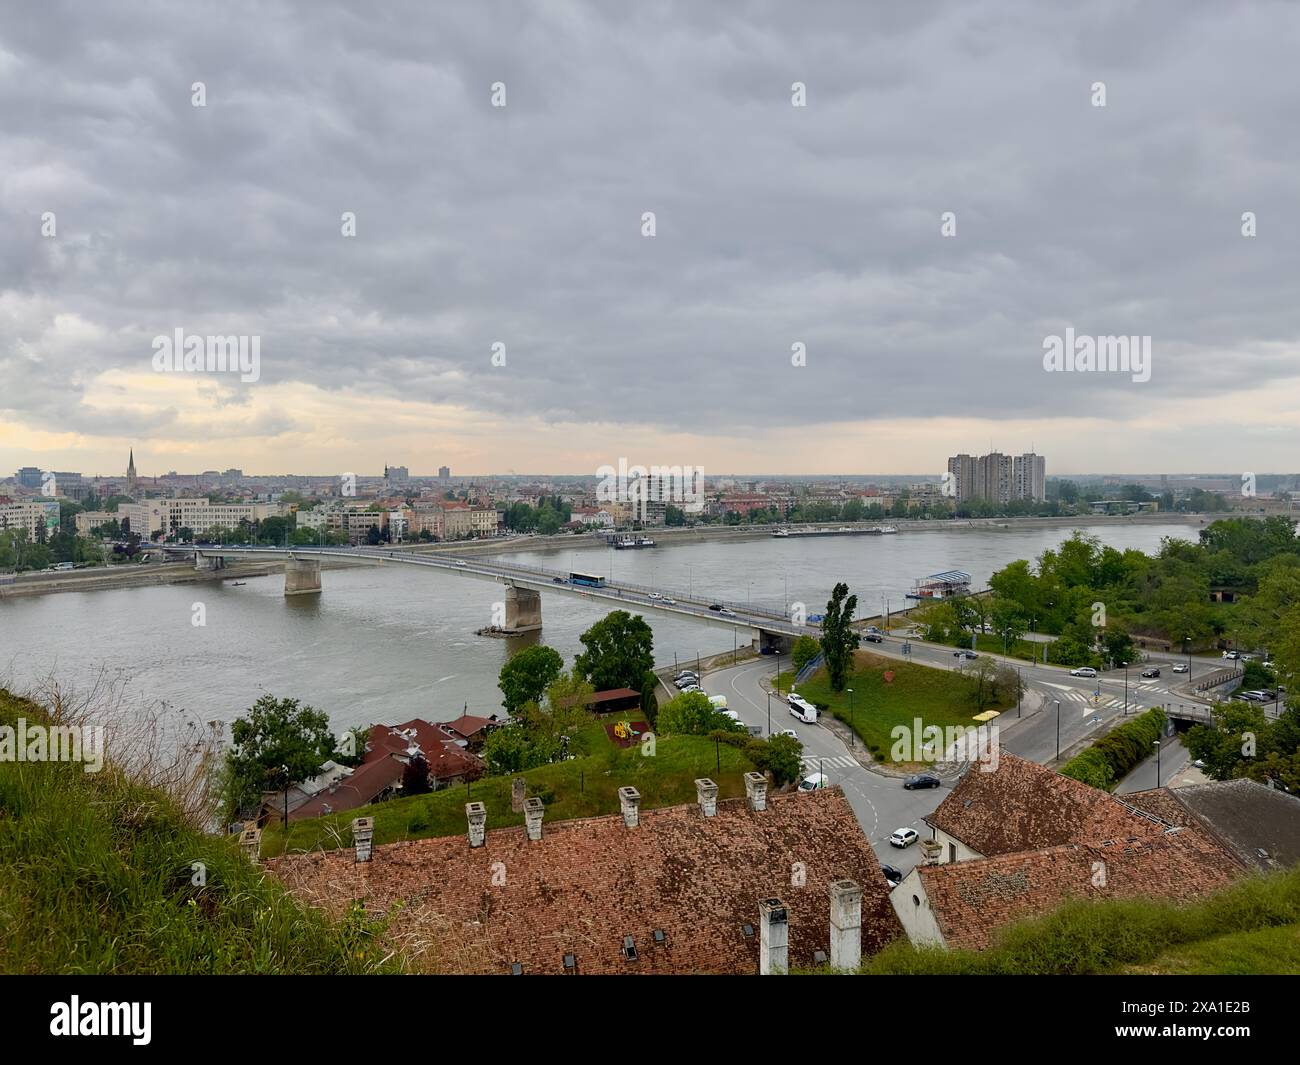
xmin=856 ymin=866 xmax=1300 ymax=975
xmin=262 ymin=730 xmax=758 ymax=856
xmin=0 ymin=689 xmax=397 ymax=974
xmin=792 ymin=651 xmax=993 ymax=765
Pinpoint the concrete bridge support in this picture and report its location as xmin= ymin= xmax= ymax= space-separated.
xmin=194 ymin=552 xmax=225 ymax=571
xmin=284 ymin=557 xmax=322 ymax=596
xmin=502 ymin=584 xmax=542 ymax=633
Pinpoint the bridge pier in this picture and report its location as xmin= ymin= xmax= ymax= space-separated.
xmin=502 ymin=584 xmax=542 ymax=633
xmin=194 ymin=552 xmax=225 ymax=571
xmin=284 ymin=557 xmax=322 ymax=596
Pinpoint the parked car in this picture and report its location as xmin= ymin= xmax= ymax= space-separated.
xmin=881 ymin=864 xmax=903 ymax=886
xmin=680 ymin=684 xmax=703 ymax=694
xmin=1070 ymin=666 xmax=1098 ymax=678
xmin=674 ymin=670 xmax=698 ymax=682
xmin=798 ymin=773 xmax=828 ymax=792
xmin=889 ymin=828 xmax=919 ymax=849
xmin=953 ymin=650 xmax=978 ymax=660
xmin=1141 ymin=667 xmax=1160 ymax=679
xmin=903 ymin=774 xmax=941 ymax=790
xmin=1172 ymin=663 xmax=1189 ymax=674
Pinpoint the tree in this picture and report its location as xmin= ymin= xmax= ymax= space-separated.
xmin=574 ymin=610 xmax=654 ymax=691
xmin=819 ymin=582 xmax=861 ymax=691
xmin=791 ymin=635 xmax=820 ymax=672
xmin=222 ymin=695 xmax=338 ymax=820
xmin=401 ymin=755 xmax=431 ymax=795
xmin=658 ymin=691 xmax=729 ymax=736
xmin=498 ymin=645 xmax=564 ymax=713
xmin=765 ymin=733 xmax=803 ymax=786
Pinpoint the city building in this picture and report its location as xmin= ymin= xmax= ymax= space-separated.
xmin=0 ymin=499 xmax=61 ymax=539
xmin=438 ymin=466 xmax=451 ymax=480
xmin=116 ymin=498 xmax=285 ymax=539
xmin=126 ymin=450 xmax=138 ymax=497
xmin=15 ymin=467 xmax=43 ymax=490
xmin=946 ymin=451 xmax=1045 ymax=504
xmin=1013 ymin=453 xmax=1047 ymax=502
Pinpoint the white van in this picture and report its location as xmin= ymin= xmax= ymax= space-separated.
xmin=798 ymin=773 xmax=828 ymax=792
xmin=708 ymin=695 xmax=728 ymax=710
xmin=718 ymin=709 xmax=742 ymax=723
xmin=788 ymin=693 xmax=819 ymax=723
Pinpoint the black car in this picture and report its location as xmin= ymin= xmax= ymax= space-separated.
xmin=903 ymin=774 xmax=941 ymax=790
xmin=552 ymin=576 xmax=565 ymax=583
xmin=953 ymin=650 xmax=978 ymax=660
xmin=1140 ymin=667 xmax=1160 ymax=678
xmin=865 ymin=632 xmax=883 ymax=643
xmin=881 ymin=864 xmax=903 ymax=885
xmin=708 ymin=603 xmax=723 ymax=611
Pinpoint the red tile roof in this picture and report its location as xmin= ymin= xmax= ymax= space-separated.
xmin=440 ymin=714 xmax=499 ymax=740
xmin=912 ymin=825 xmax=1244 ymax=952
xmin=268 ymin=788 xmax=902 ymax=974
xmin=290 ymin=756 xmax=405 ymax=821
xmin=925 ymin=752 xmax=1165 ymax=856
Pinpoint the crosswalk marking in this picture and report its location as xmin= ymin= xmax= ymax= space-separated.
xmin=800 ymin=754 xmax=858 ymax=771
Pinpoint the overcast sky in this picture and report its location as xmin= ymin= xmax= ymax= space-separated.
xmin=2 ymin=0 xmax=1299 ymax=479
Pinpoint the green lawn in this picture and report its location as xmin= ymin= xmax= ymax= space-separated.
xmin=262 ymin=729 xmax=757 ymax=856
xmin=791 ymin=651 xmax=998 ymax=765
xmin=1126 ymin=924 xmax=1300 ymax=975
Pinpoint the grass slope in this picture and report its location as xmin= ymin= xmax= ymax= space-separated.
xmin=0 ymin=689 xmax=396 ymax=974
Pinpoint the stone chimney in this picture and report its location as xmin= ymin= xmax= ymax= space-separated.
xmin=511 ymin=776 xmax=527 ymax=813
xmin=695 ymin=777 xmax=719 ymax=817
xmin=920 ymin=838 xmax=943 ymax=865
xmin=758 ymin=897 xmax=789 ymax=975
xmin=618 ymin=786 xmax=641 ymax=828
xmin=828 ymin=879 xmax=863 ymax=970
xmin=239 ymin=827 xmax=262 ymax=864
xmin=351 ymin=816 xmax=374 ymax=863
xmin=466 ymin=801 xmax=487 ymax=848
xmin=524 ymin=796 xmax=545 ymax=841
xmin=744 ymin=771 xmax=768 ymax=812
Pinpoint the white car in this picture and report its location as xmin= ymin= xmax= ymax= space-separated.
xmin=798 ymin=773 xmax=828 ymax=792
xmin=1172 ymin=663 xmax=1189 ymax=674
xmin=680 ymin=684 xmax=703 ymax=694
xmin=1070 ymin=667 xmax=1098 ymax=678
xmin=454 ymin=560 xmax=467 ymax=567
xmin=889 ymin=828 xmax=919 ymax=848
xmin=776 ymin=728 xmax=799 ymax=740
xmin=719 ymin=608 xmax=738 ymax=618
xmin=648 ymin=592 xmax=662 ymax=600
xmin=661 ymin=596 xmax=676 ymax=605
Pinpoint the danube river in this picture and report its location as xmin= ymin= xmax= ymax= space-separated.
xmin=0 ymin=521 xmax=1199 ymax=734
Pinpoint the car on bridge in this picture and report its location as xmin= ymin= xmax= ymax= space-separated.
xmin=719 ymin=608 xmax=738 ymax=618
xmin=648 ymin=592 xmax=662 ymax=600
xmin=708 ymin=603 xmax=723 ymax=611
xmin=1070 ymin=666 xmax=1098 ymax=678
xmin=661 ymin=596 xmax=676 ymax=605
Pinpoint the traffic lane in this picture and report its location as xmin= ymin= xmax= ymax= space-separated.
xmin=1115 ymin=735 xmax=1189 ymax=793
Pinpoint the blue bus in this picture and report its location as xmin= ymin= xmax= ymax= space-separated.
xmin=569 ymin=571 xmax=606 ymax=588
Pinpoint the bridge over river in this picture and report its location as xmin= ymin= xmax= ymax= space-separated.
xmin=175 ymin=543 xmax=813 ymax=649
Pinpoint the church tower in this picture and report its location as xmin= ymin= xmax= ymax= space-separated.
xmin=127 ymin=448 xmax=138 ymax=497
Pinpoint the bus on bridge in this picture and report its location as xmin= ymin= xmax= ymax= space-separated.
xmin=569 ymin=571 xmax=607 ymax=588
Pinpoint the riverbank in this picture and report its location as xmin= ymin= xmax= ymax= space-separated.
xmin=0 ymin=559 xmax=358 ymax=599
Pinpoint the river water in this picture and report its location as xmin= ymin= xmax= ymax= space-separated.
xmin=0 ymin=522 xmax=1197 ymax=735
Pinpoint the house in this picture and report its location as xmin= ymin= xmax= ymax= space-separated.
xmin=268 ymin=781 xmax=903 ymax=974
xmin=889 ymin=753 xmax=1248 ymax=951
xmin=439 ymin=712 xmax=502 ymax=750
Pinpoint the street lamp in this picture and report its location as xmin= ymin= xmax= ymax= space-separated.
xmin=847 ymin=688 xmax=855 ymax=748
xmin=1154 ymin=738 xmax=1161 ymax=787
xmin=1055 ymin=700 xmax=1061 ymax=762
xmin=773 ymin=650 xmax=781 ymax=695
xmin=1122 ymin=661 xmax=1129 ymax=716
xmin=766 ymin=690 xmax=772 ymax=736
xmin=1184 ymin=634 xmax=1192 ymax=675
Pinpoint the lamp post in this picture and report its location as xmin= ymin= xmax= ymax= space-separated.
xmin=1122 ymin=661 xmax=1129 ymax=716
xmin=773 ymin=650 xmax=781 ymax=695
xmin=1154 ymin=738 xmax=1161 ymax=787
xmin=847 ymin=688 xmax=855 ymax=748
xmin=1055 ymin=700 xmax=1061 ymax=762
xmin=766 ymin=690 xmax=771 ymax=736
xmin=1184 ymin=634 xmax=1192 ymax=675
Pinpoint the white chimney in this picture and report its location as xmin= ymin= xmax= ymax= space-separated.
xmin=695 ymin=777 xmax=718 ymax=817
xmin=828 ymin=878 xmax=863 ymax=970
xmin=524 ymin=796 xmax=544 ymax=841
xmin=239 ymin=827 xmax=262 ymax=864
xmin=352 ymin=816 xmax=374 ymax=863
xmin=744 ymin=771 xmax=768 ymax=812
xmin=619 ymin=786 xmax=641 ymax=828
xmin=759 ymin=897 xmax=789 ymax=975
xmin=466 ymin=801 xmax=487 ymax=848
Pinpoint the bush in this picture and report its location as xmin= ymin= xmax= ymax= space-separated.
xmin=1060 ymin=708 xmax=1165 ymax=790
xmin=792 ymin=635 xmax=820 ymax=672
